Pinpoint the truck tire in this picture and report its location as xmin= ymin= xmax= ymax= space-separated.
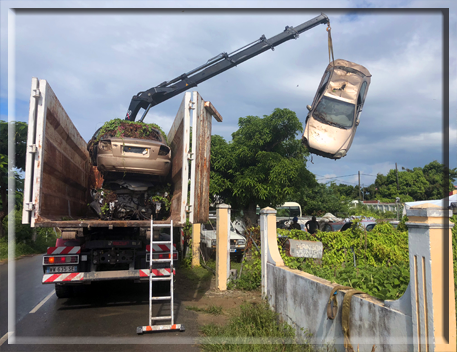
xmin=55 ymin=284 xmax=72 ymax=298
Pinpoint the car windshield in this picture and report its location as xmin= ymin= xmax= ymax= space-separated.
xmin=332 ymin=223 xmax=345 ymax=231
xmin=277 ymin=206 xmax=301 ymax=218
xmin=204 ymin=220 xmax=236 ymax=233
xmin=314 ymin=96 xmax=356 ymax=128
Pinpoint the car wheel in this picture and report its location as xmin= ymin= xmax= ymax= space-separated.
xmin=55 ymin=284 xmax=73 ymax=298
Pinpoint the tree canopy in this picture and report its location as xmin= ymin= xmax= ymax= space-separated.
xmin=0 ymin=120 xmax=28 ymax=238
xmin=210 ymin=108 xmax=316 ymax=224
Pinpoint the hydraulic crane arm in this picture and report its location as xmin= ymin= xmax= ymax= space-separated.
xmin=125 ymin=13 xmax=329 ymax=122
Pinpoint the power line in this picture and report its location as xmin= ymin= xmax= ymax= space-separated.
xmin=316 ymin=173 xmax=358 ymax=181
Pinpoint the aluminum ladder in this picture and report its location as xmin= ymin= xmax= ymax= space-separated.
xmin=137 ymin=219 xmax=185 ymax=334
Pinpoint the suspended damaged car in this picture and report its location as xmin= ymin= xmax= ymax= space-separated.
xmin=302 ymin=59 xmax=371 ymax=159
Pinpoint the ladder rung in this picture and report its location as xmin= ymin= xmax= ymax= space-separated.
xmin=151 ymin=259 xmax=173 ymax=262
xmin=151 ymin=316 xmax=172 ymax=321
xmin=151 ymin=277 xmax=172 ymax=281
xmin=151 ymin=296 xmax=171 ymax=301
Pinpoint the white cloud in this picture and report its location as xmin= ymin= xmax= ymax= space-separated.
xmin=1 ymin=1 xmax=455 ymax=186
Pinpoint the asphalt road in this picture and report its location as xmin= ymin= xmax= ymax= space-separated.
xmin=0 ymin=255 xmax=202 ymax=351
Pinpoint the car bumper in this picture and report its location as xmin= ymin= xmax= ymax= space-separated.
xmin=97 ymin=154 xmax=171 ymax=176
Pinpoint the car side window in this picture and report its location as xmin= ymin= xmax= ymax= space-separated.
xmin=357 ymin=81 xmax=367 ymax=109
xmin=318 ymin=71 xmax=331 ymax=97
xmin=313 ymin=70 xmax=331 ymax=106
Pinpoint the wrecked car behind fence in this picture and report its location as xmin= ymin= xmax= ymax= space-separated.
xmin=22 ymin=79 xmax=217 ymax=297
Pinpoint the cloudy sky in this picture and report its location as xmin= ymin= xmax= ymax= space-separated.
xmin=1 ymin=1 xmax=456 ymax=191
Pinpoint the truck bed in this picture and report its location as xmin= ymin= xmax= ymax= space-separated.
xmin=23 ymin=79 xmax=215 ymax=229
xmin=33 ymin=216 xmax=170 ymax=228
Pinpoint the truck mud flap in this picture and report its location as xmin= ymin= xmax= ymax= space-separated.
xmin=42 ymin=268 xmax=175 ymax=284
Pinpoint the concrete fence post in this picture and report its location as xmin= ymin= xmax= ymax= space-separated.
xmin=406 ymin=204 xmax=456 ymax=352
xmin=191 ymin=223 xmax=201 ymax=268
xmin=260 ymin=207 xmax=284 ymax=299
xmin=216 ymin=204 xmax=230 ymax=291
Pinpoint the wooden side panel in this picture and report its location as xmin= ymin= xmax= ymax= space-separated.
xmin=192 ymin=93 xmax=212 ymax=224
xmin=167 ymin=93 xmax=191 ymax=226
xmin=33 ymin=80 xmax=91 ymax=223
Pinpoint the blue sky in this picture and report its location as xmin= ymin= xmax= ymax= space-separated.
xmin=1 ymin=1 xmax=456 ymax=191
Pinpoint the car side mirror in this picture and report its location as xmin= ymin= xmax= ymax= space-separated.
xmin=306 ymin=105 xmax=312 ymax=111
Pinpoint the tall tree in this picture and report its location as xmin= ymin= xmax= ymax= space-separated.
xmin=301 ymin=183 xmax=349 ymax=216
xmin=374 ymin=167 xmax=428 ymax=202
xmin=422 ymin=160 xmax=457 ymax=199
xmin=0 ymin=120 xmax=28 ymax=238
xmin=209 ymin=108 xmax=316 ymax=225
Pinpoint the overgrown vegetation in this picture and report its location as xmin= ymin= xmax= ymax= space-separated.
xmin=228 ymin=221 xmax=411 ymax=301
xmin=0 ymin=210 xmax=58 ymax=261
xmin=200 ymin=301 xmax=327 ymax=351
xmin=279 ymin=221 xmax=410 ymax=300
xmin=92 ymin=118 xmax=167 ymax=143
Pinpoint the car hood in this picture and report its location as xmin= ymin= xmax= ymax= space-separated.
xmin=303 ymin=115 xmax=355 ymax=155
xmin=201 ymin=230 xmax=244 ymax=240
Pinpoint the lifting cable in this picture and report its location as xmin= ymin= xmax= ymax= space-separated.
xmin=327 ymin=285 xmax=366 ymax=352
xmin=327 ymin=22 xmax=335 ymax=68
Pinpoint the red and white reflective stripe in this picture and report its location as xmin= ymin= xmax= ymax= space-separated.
xmin=42 ymin=272 xmax=84 ymax=283
xmin=46 ymin=246 xmax=81 ymax=255
xmin=146 ymin=244 xmax=176 ymax=252
xmin=139 ymin=269 xmax=175 ymax=277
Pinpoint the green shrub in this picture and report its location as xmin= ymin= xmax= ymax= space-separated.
xmin=0 ymin=210 xmax=58 ymax=260
xmin=200 ymin=301 xmax=322 ymax=351
xmin=277 ymin=222 xmax=410 ymax=301
xmin=231 ymin=251 xmax=261 ymax=291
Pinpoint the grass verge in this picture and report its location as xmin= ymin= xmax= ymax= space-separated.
xmin=200 ymin=301 xmax=332 ymax=352
xmin=187 ymin=305 xmax=223 ymax=315
xmin=0 ymin=231 xmax=57 ymax=261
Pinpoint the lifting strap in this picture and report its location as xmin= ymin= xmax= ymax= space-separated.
xmin=327 ymin=22 xmax=335 ymax=67
xmin=327 ymin=285 xmax=365 ymax=352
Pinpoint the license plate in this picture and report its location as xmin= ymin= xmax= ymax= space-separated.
xmin=46 ymin=266 xmax=77 ymax=273
xmin=230 ymin=248 xmax=236 ymax=253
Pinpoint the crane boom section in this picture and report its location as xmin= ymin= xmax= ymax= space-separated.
xmin=126 ymin=13 xmax=329 ymax=121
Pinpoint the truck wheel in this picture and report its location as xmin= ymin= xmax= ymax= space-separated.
xmin=55 ymin=284 xmax=72 ymax=298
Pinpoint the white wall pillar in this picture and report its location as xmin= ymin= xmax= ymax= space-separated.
xmin=260 ymin=207 xmax=283 ymax=298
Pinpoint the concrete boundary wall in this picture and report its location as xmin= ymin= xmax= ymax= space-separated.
xmin=260 ymin=205 xmax=456 ymax=352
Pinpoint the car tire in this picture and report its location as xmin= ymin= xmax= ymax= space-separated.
xmin=55 ymin=284 xmax=73 ymax=298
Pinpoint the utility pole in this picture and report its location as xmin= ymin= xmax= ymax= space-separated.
xmin=395 ymin=163 xmax=399 ymax=191
xmin=358 ymin=171 xmax=362 ymax=201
